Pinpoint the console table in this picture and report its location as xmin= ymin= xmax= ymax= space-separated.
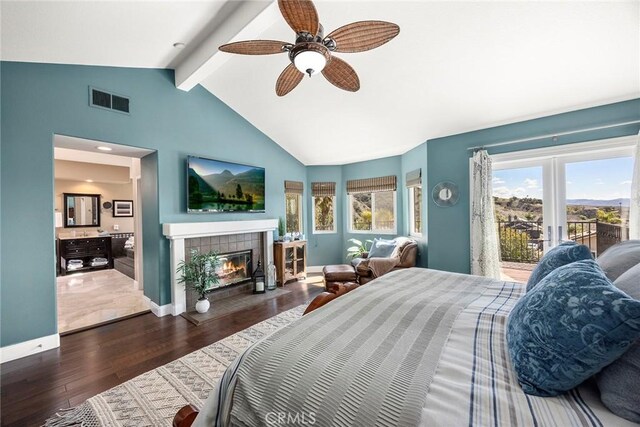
xmin=57 ymin=236 xmax=113 ymax=276
xmin=273 ymin=240 xmax=307 ymax=286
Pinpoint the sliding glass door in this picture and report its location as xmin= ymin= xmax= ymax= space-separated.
xmin=491 ymin=137 xmax=635 ymax=281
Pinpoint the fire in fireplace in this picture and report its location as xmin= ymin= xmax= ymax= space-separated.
xmin=215 ymin=250 xmax=253 ymax=288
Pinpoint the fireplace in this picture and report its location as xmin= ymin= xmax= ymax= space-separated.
xmin=215 ymin=250 xmax=253 ymax=288
xmin=162 ymin=219 xmax=278 ymax=316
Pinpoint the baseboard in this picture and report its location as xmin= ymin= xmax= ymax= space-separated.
xmin=307 ymin=265 xmax=325 ymax=273
xmin=143 ymin=296 xmax=173 ymax=317
xmin=0 ymin=333 xmax=60 ymax=364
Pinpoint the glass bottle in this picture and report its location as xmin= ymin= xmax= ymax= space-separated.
xmin=267 ymin=262 xmax=277 ymax=290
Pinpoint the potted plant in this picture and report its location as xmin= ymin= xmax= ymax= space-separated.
xmin=346 ymin=238 xmax=373 ymax=259
xmin=176 ymin=250 xmax=221 ymax=313
xmin=278 ymin=217 xmax=286 ymax=241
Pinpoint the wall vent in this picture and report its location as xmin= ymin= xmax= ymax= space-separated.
xmin=89 ymin=87 xmax=130 ymax=114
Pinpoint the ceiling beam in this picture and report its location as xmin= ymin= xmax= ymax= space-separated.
xmin=175 ymin=1 xmax=280 ymax=91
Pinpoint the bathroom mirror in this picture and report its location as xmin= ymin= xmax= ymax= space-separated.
xmin=63 ymin=193 xmax=101 ymax=227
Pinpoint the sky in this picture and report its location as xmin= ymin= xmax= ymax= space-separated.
xmin=190 ymin=156 xmax=259 ymax=176
xmin=493 ymin=156 xmax=634 ymax=201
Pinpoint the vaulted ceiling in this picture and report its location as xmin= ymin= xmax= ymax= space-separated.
xmin=2 ymin=1 xmax=638 ymax=165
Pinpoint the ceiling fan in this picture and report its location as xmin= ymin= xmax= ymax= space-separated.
xmin=219 ymin=0 xmax=400 ymax=96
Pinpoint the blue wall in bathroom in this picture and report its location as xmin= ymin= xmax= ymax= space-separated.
xmin=427 ymin=98 xmax=640 ymax=274
xmin=0 ymin=61 xmax=307 ymax=347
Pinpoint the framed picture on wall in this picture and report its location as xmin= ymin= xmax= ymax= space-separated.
xmin=113 ymin=200 xmax=134 ymax=217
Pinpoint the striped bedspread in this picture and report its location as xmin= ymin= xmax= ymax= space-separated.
xmin=195 ymin=268 xmax=634 ymax=427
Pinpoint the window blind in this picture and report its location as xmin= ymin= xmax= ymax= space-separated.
xmin=406 ymin=169 xmax=422 ymax=187
xmin=346 ymin=175 xmax=397 ymax=194
xmin=284 ymin=180 xmax=304 ymax=194
xmin=311 ymin=182 xmax=336 ymax=197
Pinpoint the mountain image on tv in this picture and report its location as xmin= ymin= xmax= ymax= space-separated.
xmin=188 ymin=157 xmax=265 ymax=212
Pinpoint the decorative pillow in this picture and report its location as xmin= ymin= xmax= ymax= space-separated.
xmin=597 ymin=240 xmax=640 ymax=281
xmin=506 ymin=259 xmax=640 ymax=397
xmin=368 ymin=238 xmax=396 ymax=258
xmin=526 ymin=241 xmax=592 ymax=291
xmin=613 ymin=262 xmax=640 ymax=299
xmin=596 ymin=262 xmax=640 ymax=423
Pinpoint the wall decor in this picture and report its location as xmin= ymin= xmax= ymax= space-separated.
xmin=113 ymin=200 xmax=134 ymax=217
xmin=432 ymin=181 xmax=459 ymax=207
xmin=102 ymin=201 xmax=113 ymax=209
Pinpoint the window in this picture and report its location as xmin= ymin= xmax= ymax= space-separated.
xmin=406 ymin=168 xmax=422 ymax=236
xmin=313 ymin=196 xmax=336 ymax=233
xmin=409 ymin=186 xmax=422 ymax=236
xmin=346 ymin=175 xmax=397 ymax=234
xmin=349 ymin=191 xmax=397 ymax=234
xmin=284 ymin=180 xmax=304 ymax=234
xmin=285 ymin=193 xmax=303 ymax=233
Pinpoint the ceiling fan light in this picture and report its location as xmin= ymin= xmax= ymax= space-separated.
xmin=293 ymin=50 xmax=327 ymax=76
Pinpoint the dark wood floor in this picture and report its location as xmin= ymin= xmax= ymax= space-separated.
xmin=0 ymin=279 xmax=324 ymax=427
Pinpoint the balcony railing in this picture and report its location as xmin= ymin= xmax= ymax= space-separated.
xmin=497 ymin=220 xmax=628 ymax=263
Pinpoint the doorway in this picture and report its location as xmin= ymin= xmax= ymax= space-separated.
xmin=53 ymin=135 xmax=154 ymax=333
xmin=491 ymin=136 xmax=635 ymax=282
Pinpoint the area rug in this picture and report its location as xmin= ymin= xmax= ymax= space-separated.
xmin=45 ymin=305 xmax=306 ymax=426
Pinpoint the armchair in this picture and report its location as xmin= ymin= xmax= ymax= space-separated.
xmin=353 ymin=237 xmax=418 ymax=284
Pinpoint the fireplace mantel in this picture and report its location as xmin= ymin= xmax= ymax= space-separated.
xmin=162 ymin=219 xmax=278 ymax=316
xmin=162 ymin=219 xmax=278 ymax=239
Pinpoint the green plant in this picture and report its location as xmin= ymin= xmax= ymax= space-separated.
xmin=278 ymin=217 xmax=286 ymax=237
xmin=176 ymin=250 xmax=221 ymax=300
xmin=346 ymin=238 xmax=373 ymax=259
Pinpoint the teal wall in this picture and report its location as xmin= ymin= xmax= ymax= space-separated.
xmin=0 ymin=61 xmax=306 ymax=347
xmin=341 ymin=155 xmax=404 ymax=257
xmin=306 ymin=166 xmax=344 ymax=266
xmin=401 ymin=143 xmax=428 ymax=268
xmin=427 ymin=98 xmax=640 ymax=274
xmin=2 ymin=60 xmax=637 ymax=350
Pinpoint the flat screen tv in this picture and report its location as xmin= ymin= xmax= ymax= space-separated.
xmin=187 ymin=156 xmax=265 ymax=213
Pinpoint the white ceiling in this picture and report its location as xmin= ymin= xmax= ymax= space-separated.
xmin=3 ymin=1 xmax=639 ymax=165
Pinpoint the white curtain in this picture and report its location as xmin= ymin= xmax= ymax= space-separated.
xmin=470 ymin=150 xmax=501 ymax=278
xmin=630 ymin=133 xmax=640 ymax=239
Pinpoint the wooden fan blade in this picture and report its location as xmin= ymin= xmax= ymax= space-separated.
xmin=278 ymin=0 xmax=319 ymax=36
xmin=326 ymin=21 xmax=400 ymax=53
xmin=322 ymin=57 xmax=360 ymax=92
xmin=219 ymin=40 xmax=288 ymax=55
xmin=276 ymin=63 xmax=304 ymax=96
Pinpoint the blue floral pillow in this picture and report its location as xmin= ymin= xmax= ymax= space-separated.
xmin=507 ymin=259 xmax=640 ymax=397
xmin=526 ymin=241 xmax=592 ymax=291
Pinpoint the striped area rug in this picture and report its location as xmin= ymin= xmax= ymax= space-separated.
xmin=45 ymin=305 xmax=306 ymax=426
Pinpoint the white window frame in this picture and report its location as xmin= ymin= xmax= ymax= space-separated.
xmin=471 ymin=135 xmax=636 ymax=253
xmin=408 ymin=185 xmax=423 ymax=237
xmin=285 ymin=192 xmax=303 ymax=234
xmin=347 ymin=191 xmax=397 ymax=235
xmin=312 ymin=195 xmax=337 ymax=234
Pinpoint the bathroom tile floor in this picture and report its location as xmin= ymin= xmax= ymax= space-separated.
xmin=57 ymin=269 xmax=148 ymax=333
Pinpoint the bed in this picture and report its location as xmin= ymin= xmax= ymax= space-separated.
xmin=185 ymin=268 xmax=635 ymax=426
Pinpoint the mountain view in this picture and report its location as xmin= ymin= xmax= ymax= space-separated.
xmin=188 ymin=159 xmax=265 ymax=212
xmin=494 ymin=196 xmax=629 ymax=224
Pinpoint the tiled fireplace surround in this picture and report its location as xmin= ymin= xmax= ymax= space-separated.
xmin=162 ymin=219 xmax=277 ymax=316
xmin=184 ymin=232 xmax=263 ymax=310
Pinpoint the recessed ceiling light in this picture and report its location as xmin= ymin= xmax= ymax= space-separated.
xmin=86 ymin=179 xmax=94 ymax=183
xmin=97 ymin=146 xmax=112 ymax=151
xmin=173 ymin=42 xmax=186 ymax=49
